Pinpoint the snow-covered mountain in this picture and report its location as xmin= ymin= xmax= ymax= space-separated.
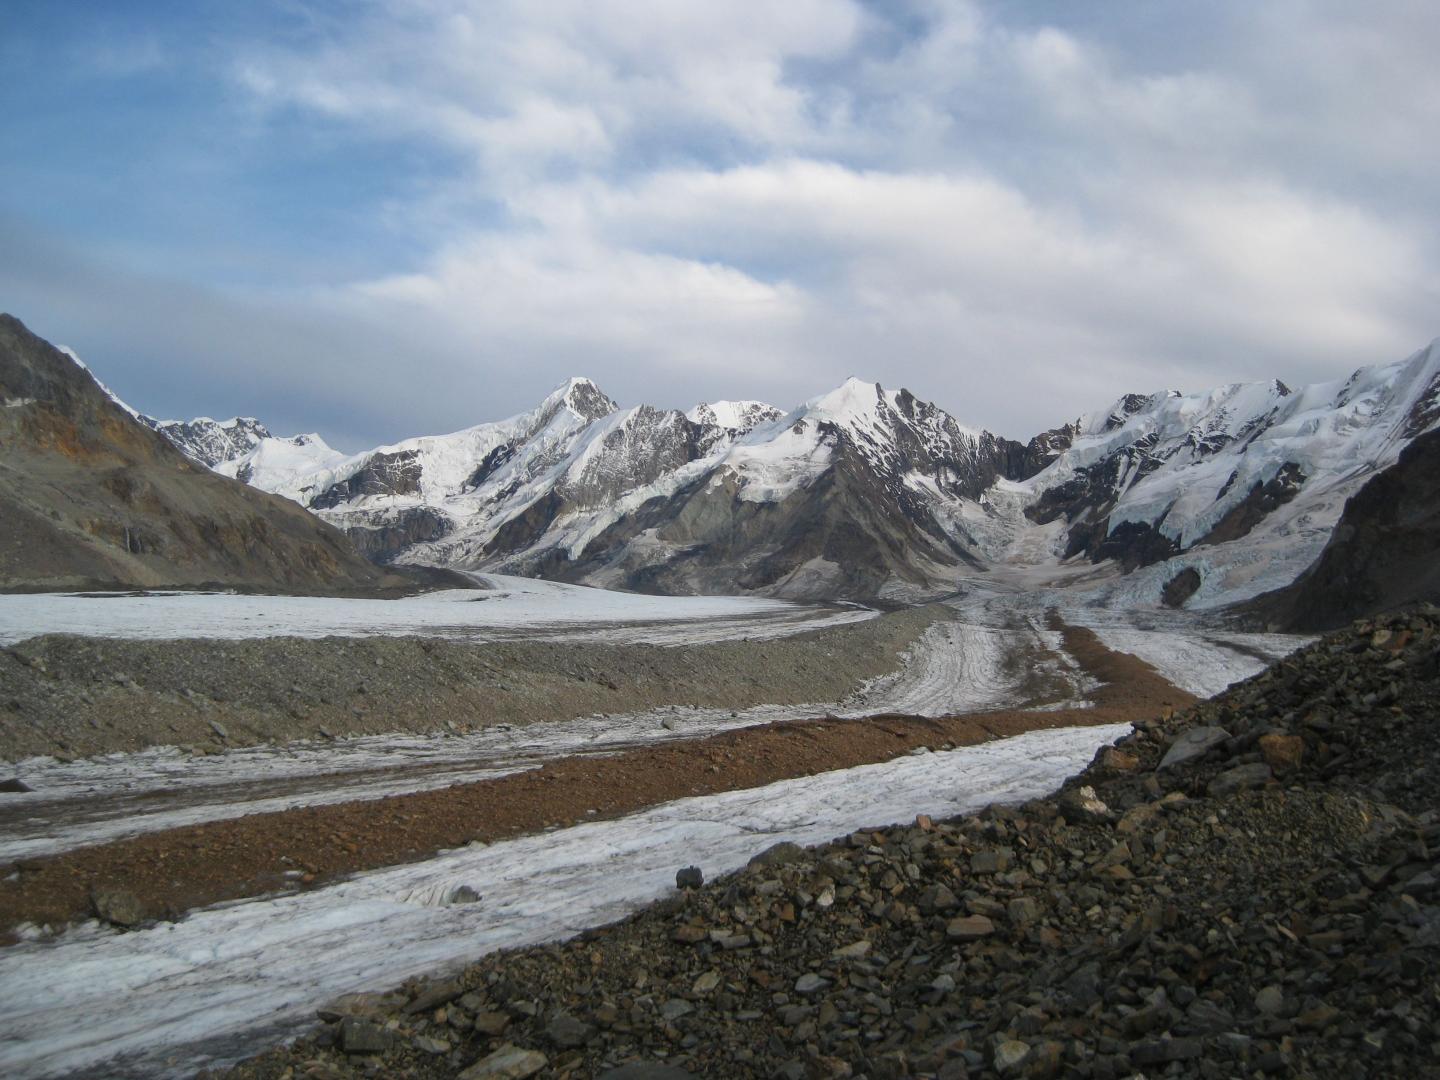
xmin=1006 ymin=338 xmax=1440 ymax=608
xmin=137 ymin=416 xmax=274 ymax=469
xmin=147 ymin=339 xmax=1440 ymax=605
xmin=158 ymin=377 xmax=1039 ymax=597
xmin=685 ymin=400 xmax=782 ymax=431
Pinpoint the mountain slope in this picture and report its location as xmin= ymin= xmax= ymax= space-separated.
xmin=1245 ymin=425 xmax=1440 ymax=629
xmin=1005 ymin=340 xmax=1440 ymax=607
xmin=0 ymin=314 xmax=403 ymax=593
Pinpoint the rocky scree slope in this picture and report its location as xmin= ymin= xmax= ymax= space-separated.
xmin=1246 ymin=426 xmax=1440 ymax=631
xmin=0 ymin=607 xmax=938 ymax=761
xmin=0 ymin=314 xmax=400 ymax=593
xmin=221 ymin=608 xmax=1440 ymax=1080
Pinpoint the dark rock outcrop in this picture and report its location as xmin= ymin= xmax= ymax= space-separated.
xmin=311 ymin=449 xmax=424 ymax=509
xmin=344 ymin=507 xmax=454 ymax=563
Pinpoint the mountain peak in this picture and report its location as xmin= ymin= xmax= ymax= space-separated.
xmin=546 ymin=377 xmax=617 ymax=425
xmin=805 ymin=377 xmax=885 ymax=420
xmin=687 ymin=400 xmax=782 ymax=432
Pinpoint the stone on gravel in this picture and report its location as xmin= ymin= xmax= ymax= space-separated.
xmin=457 ymin=1045 xmax=548 ymax=1079
xmin=946 ymin=914 xmax=995 ymax=941
xmin=545 ymin=1013 xmax=594 ymax=1048
xmin=404 ymin=979 xmax=464 ymax=1014
xmin=794 ymin=973 xmax=829 ymax=996
xmin=1208 ymin=762 xmax=1273 ymax=797
xmin=993 ymin=1040 xmax=1031 ymax=1075
xmin=1097 ymin=747 xmax=1140 ymax=771
xmin=1131 ymin=1037 xmax=1203 ymax=1065
xmin=1057 ymin=785 xmax=1112 ymax=824
xmin=675 ymin=865 xmax=703 ymax=890
xmin=747 ymin=841 xmax=806 ymax=869
xmin=1254 ymin=985 xmax=1286 ymax=1015
xmin=1158 ymin=726 xmax=1230 ymax=770
xmin=1258 ymin=732 xmax=1305 ymax=771
xmin=413 ymin=1035 xmax=450 ymax=1054
xmin=316 ymin=992 xmax=389 ymax=1022
xmin=473 ymin=1011 xmax=511 ymax=1036
xmin=338 ymin=1018 xmax=391 ymax=1054
xmin=970 ymin=849 xmax=1011 ymax=874
xmin=597 ymin=1065 xmax=698 ymax=1080
xmin=1007 ymin=897 xmax=1041 ymax=926
xmin=659 ymin=999 xmax=694 ymax=1022
xmin=90 ymin=887 xmax=144 ymax=928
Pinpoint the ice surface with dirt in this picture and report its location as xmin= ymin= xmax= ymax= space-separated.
xmin=0 ymin=601 xmax=1114 ymax=861
xmin=0 ymin=574 xmax=874 ymax=647
xmin=0 ymin=723 xmax=1131 ymax=1080
xmin=1081 ymin=626 xmax=1302 ymax=699
xmin=0 ymin=595 xmax=1308 ymax=863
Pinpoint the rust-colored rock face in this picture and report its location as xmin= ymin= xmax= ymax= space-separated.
xmin=0 ymin=313 xmax=394 ymax=593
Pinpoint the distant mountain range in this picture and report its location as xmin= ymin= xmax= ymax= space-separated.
xmin=145 ymin=336 xmax=1440 ymax=607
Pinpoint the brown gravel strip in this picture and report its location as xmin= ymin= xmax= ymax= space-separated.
xmin=0 ymin=624 xmax=1194 ymax=938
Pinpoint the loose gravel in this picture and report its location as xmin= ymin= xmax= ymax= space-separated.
xmin=215 ymin=608 xmax=1440 ymax=1080
xmin=0 ymin=608 xmax=940 ymax=762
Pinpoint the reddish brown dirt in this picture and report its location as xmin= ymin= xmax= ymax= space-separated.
xmin=0 ymin=625 xmax=1194 ymax=938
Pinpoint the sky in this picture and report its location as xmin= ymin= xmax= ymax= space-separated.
xmin=2 ymin=1 xmax=1437 ymax=451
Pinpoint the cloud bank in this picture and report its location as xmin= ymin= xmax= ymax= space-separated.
xmin=2 ymin=0 xmax=1436 ymax=447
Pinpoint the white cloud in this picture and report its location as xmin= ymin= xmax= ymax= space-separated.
xmin=319 ymin=154 xmax=1430 ymax=434
xmin=21 ymin=0 xmax=1438 ymax=445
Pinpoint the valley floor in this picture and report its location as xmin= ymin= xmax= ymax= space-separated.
xmin=0 ymin=586 xmax=1307 ymax=1079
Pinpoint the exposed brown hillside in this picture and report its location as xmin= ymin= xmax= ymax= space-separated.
xmin=0 ymin=314 xmax=414 ymax=593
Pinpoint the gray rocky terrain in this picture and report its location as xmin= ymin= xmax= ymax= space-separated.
xmin=0 ymin=607 xmax=937 ymax=761
xmin=216 ymin=607 xmax=1440 ymax=1080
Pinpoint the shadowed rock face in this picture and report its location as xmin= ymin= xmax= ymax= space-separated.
xmin=343 ymin=506 xmax=454 ymax=563
xmin=1248 ymin=428 xmax=1440 ymax=630
xmin=0 ymin=314 xmax=395 ymax=593
xmin=311 ymin=450 xmax=424 ymax=509
xmin=138 ymin=416 xmax=272 ymax=469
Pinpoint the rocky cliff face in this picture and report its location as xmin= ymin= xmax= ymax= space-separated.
xmin=0 ymin=314 xmax=400 ymax=593
xmin=137 ymin=416 xmax=273 ymax=469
